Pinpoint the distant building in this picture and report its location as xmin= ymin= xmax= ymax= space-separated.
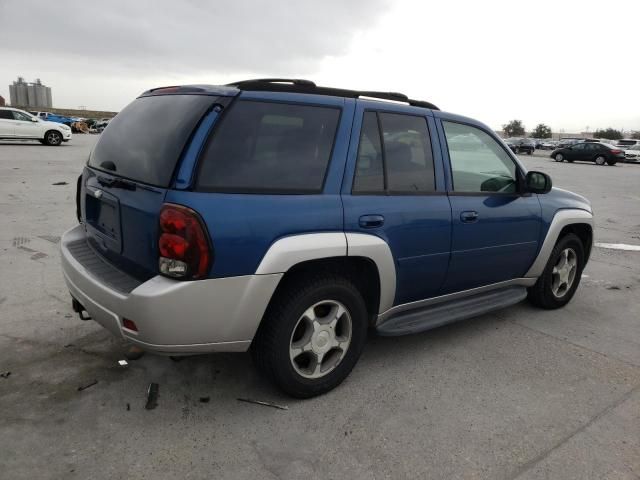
xmin=0 ymin=95 xmax=5 ymax=106
xmin=9 ymin=77 xmax=52 ymax=108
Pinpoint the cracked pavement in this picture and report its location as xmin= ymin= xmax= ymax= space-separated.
xmin=0 ymin=137 xmax=638 ymax=479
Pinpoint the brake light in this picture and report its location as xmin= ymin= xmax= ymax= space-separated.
xmin=610 ymin=149 xmax=622 ymax=154
xmin=158 ymin=204 xmax=211 ymax=279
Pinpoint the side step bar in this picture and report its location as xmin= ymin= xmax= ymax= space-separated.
xmin=376 ymin=286 xmax=527 ymax=336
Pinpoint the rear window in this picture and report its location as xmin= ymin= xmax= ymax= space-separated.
xmin=196 ymin=100 xmax=340 ymax=193
xmin=88 ymin=95 xmax=216 ymax=187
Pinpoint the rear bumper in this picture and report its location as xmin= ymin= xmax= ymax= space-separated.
xmin=60 ymin=224 xmax=282 ymax=354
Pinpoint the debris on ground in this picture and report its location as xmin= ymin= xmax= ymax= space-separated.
xmin=607 ymin=285 xmax=621 ymax=290
xmin=199 ymin=396 xmax=210 ymax=403
xmin=51 ymin=181 xmax=69 ymax=186
xmin=77 ymin=380 xmax=98 ymax=391
xmin=118 ymin=360 xmax=129 ymax=367
xmin=63 ymin=343 xmax=75 ymax=348
xmin=237 ymin=398 xmax=288 ymax=410
xmin=145 ymin=383 xmax=159 ymax=410
xmin=0 ymin=371 xmax=11 ymax=379
xmin=126 ymin=403 xmax=130 ymax=411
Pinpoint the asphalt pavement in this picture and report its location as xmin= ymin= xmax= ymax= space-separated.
xmin=0 ymin=136 xmax=638 ymax=479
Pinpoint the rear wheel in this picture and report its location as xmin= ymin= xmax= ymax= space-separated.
xmin=252 ymin=273 xmax=368 ymax=398
xmin=554 ymin=153 xmax=564 ymax=162
xmin=595 ymin=155 xmax=606 ymax=165
xmin=606 ymin=159 xmax=617 ymax=166
xmin=44 ymin=130 xmax=62 ymax=146
xmin=527 ymin=150 xmax=533 ymax=155
xmin=528 ymin=233 xmax=585 ymax=309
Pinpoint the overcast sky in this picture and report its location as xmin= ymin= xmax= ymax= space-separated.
xmin=1 ymin=0 xmax=638 ymax=132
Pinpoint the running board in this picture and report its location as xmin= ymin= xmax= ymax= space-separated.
xmin=375 ymin=286 xmax=527 ymax=336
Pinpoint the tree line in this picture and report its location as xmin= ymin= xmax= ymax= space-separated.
xmin=502 ymin=120 xmax=640 ymax=140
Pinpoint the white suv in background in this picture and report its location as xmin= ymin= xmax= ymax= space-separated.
xmin=0 ymin=107 xmax=72 ymax=145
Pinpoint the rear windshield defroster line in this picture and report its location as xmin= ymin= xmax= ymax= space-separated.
xmin=88 ymin=95 xmax=217 ymax=187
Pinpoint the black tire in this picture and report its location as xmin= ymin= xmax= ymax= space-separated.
xmin=527 ymin=150 xmax=533 ymax=155
xmin=554 ymin=153 xmax=564 ymax=162
xmin=251 ymin=273 xmax=368 ymax=398
xmin=594 ymin=155 xmax=606 ymax=166
xmin=44 ymin=130 xmax=62 ymax=146
xmin=606 ymin=160 xmax=617 ymax=166
xmin=527 ymin=233 xmax=585 ymax=309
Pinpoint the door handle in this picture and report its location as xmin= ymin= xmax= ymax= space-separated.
xmin=359 ymin=214 xmax=385 ymax=228
xmin=460 ymin=210 xmax=479 ymax=223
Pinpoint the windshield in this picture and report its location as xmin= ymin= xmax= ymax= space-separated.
xmin=88 ymin=94 xmax=217 ymax=187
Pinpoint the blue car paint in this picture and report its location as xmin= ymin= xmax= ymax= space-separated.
xmin=340 ymin=99 xmax=452 ymax=305
xmin=82 ymin=168 xmax=167 ymax=280
xmin=431 ymin=111 xmax=543 ymax=292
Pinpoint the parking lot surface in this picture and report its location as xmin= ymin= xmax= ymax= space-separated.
xmin=1 ymin=136 xmax=638 ymax=479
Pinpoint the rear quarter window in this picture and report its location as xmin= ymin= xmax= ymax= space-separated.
xmin=196 ymin=100 xmax=340 ymax=193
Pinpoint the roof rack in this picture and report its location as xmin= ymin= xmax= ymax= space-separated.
xmin=227 ymin=78 xmax=439 ymax=110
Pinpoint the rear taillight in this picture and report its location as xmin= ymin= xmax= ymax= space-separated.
xmin=158 ymin=204 xmax=211 ymax=279
xmin=610 ymin=149 xmax=622 ymax=154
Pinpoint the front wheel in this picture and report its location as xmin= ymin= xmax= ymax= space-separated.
xmin=252 ymin=273 xmax=368 ymax=398
xmin=554 ymin=153 xmax=564 ymax=162
xmin=528 ymin=233 xmax=585 ymax=309
xmin=595 ymin=155 xmax=606 ymax=166
xmin=44 ymin=130 xmax=62 ymax=146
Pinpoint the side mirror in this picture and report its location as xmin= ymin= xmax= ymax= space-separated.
xmin=31 ymin=117 xmax=38 ymax=122
xmin=525 ymin=171 xmax=552 ymax=194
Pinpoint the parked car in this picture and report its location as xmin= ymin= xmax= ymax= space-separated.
xmin=0 ymin=107 xmax=72 ymax=145
xmin=623 ymin=144 xmax=640 ymax=163
xmin=615 ymin=139 xmax=640 ymax=149
xmin=29 ymin=111 xmax=78 ymax=126
xmin=60 ymin=79 xmax=594 ymax=397
xmin=540 ymin=140 xmax=558 ymax=150
xmin=551 ymin=142 xmax=624 ymax=165
xmin=505 ymin=137 xmax=535 ymax=154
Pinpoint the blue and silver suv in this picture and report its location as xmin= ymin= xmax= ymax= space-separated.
xmin=60 ymin=79 xmax=593 ymax=397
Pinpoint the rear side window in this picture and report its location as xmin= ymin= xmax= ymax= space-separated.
xmin=89 ymin=95 xmax=216 ymax=187
xmin=353 ymin=111 xmax=435 ymax=194
xmin=197 ymin=101 xmax=340 ymax=193
xmin=0 ymin=110 xmax=13 ymax=119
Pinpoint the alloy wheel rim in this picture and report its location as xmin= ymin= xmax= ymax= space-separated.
xmin=556 ymin=154 xmax=563 ymax=161
xmin=595 ymin=156 xmax=605 ymax=165
xmin=289 ymin=300 xmax=352 ymax=379
xmin=48 ymin=132 xmax=60 ymax=145
xmin=551 ymin=247 xmax=577 ymax=298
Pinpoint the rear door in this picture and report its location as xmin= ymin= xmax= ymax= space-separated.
xmin=81 ymin=93 xmax=223 ymax=279
xmin=0 ymin=110 xmax=16 ymax=137
xmin=438 ymin=118 xmax=542 ymax=293
xmin=342 ymin=102 xmax=451 ymax=306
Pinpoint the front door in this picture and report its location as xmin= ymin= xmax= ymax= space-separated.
xmin=343 ymin=103 xmax=452 ymax=306
xmin=438 ymin=119 xmax=542 ymax=293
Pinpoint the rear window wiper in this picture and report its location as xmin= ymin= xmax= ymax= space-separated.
xmin=97 ymin=175 xmax=136 ymax=191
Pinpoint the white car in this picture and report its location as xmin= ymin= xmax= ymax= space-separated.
xmin=623 ymin=144 xmax=640 ymax=163
xmin=0 ymin=107 xmax=72 ymax=145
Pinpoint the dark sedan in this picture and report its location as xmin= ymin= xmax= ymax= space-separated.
xmin=551 ymin=142 xmax=625 ymax=166
xmin=505 ymin=138 xmax=535 ymax=154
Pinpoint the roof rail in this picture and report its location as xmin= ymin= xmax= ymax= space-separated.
xmin=227 ymin=78 xmax=439 ymax=110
